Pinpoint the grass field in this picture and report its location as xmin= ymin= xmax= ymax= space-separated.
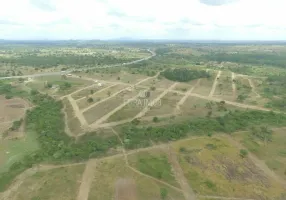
xmin=192 ymin=76 xmax=214 ymax=96
xmin=128 ymin=149 xmax=179 ymax=188
xmin=89 ymin=157 xmax=184 ymax=200
xmin=213 ymin=71 xmax=233 ymax=101
xmin=138 ymin=77 xmax=175 ymax=89
xmin=9 ymin=165 xmax=85 ymax=200
xmin=107 ymin=90 xmax=163 ymax=122
xmin=233 ymin=129 xmax=286 ymax=180
xmin=76 ymin=84 xmax=127 ymax=110
xmin=172 ymin=136 xmax=285 ymax=199
xmin=0 ymin=131 xmax=39 ymax=173
xmin=83 ymin=89 xmax=139 ymax=124
xmin=26 ymin=75 xmax=93 ymax=97
xmin=71 ymin=83 xmax=112 ymax=100
xmin=145 ymin=92 xmax=183 ymax=116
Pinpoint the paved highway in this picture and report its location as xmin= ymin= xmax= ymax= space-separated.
xmin=0 ymin=49 xmax=156 ymax=80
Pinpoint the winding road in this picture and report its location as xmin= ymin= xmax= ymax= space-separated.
xmin=0 ymin=49 xmax=156 ymax=80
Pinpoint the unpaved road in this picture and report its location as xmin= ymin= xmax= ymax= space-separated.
xmin=67 ymin=95 xmax=88 ymax=127
xmin=0 ymin=50 xmax=156 ymax=80
xmin=209 ymin=70 xmax=222 ymax=97
xmin=81 ymin=75 xmax=156 ymax=114
xmin=176 ymin=79 xmax=201 ymax=111
xmin=166 ymin=145 xmax=197 ymax=200
xmin=77 ymin=160 xmax=96 ymax=200
xmin=231 ymin=72 xmax=236 ymax=99
xmin=247 ymin=78 xmax=261 ymax=97
xmin=134 ymin=82 xmax=178 ymax=119
xmin=89 ymin=89 xmax=149 ymax=128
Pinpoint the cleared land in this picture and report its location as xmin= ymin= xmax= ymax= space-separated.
xmin=145 ymin=92 xmax=184 ymax=116
xmin=171 ymin=136 xmax=285 ymax=199
xmin=88 ymin=157 xmax=185 ymax=200
xmin=233 ymin=129 xmax=286 ymax=181
xmin=6 ymin=165 xmax=85 ymax=200
xmin=83 ymin=89 xmax=140 ymax=124
xmin=26 ymin=75 xmax=94 ymax=97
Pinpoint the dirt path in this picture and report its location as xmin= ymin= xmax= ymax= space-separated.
xmin=166 ymin=145 xmax=197 ymax=200
xmin=62 ymin=103 xmax=74 ymax=137
xmin=247 ymin=78 xmax=261 ymax=97
xmin=198 ymin=195 xmax=255 ymax=200
xmin=0 ymin=168 xmax=38 ymax=200
xmin=176 ymin=79 xmax=201 ymax=112
xmin=89 ymin=89 xmax=149 ymax=128
xmin=80 ymin=87 xmax=128 ymax=113
xmin=225 ymin=135 xmax=286 ymax=187
xmin=190 ymin=93 xmax=274 ymax=112
xmin=76 ymin=83 xmax=117 ymax=102
xmin=231 ymin=72 xmax=236 ymax=99
xmin=76 ymin=160 xmax=96 ymax=200
xmin=134 ymin=82 xmax=178 ymax=119
xmin=111 ymin=128 xmax=183 ymax=193
xmin=67 ymin=95 xmax=88 ymax=127
xmin=209 ymin=70 xmax=222 ymax=97
xmin=81 ymin=75 xmax=155 ymax=114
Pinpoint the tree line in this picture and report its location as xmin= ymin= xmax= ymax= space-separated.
xmin=161 ymin=68 xmax=210 ymax=82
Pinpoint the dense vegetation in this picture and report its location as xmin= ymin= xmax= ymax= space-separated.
xmin=204 ymin=53 xmax=286 ymax=68
xmin=161 ymin=68 xmax=210 ymax=82
xmin=120 ymin=110 xmax=286 ymax=149
xmin=0 ymin=55 xmax=137 ymax=68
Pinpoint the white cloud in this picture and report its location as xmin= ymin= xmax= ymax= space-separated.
xmin=0 ymin=0 xmax=286 ymax=40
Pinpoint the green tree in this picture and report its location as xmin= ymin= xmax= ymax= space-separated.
xmin=160 ymin=188 xmax=168 ymax=199
xmin=240 ymin=149 xmax=248 ymax=158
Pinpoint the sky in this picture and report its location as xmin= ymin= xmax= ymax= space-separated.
xmin=1 ymin=0 xmax=286 ymax=40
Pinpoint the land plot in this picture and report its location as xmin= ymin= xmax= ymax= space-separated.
xmin=77 ymin=84 xmax=128 ymax=110
xmin=71 ymin=83 xmax=112 ymax=100
xmin=233 ymin=129 xmax=286 ymax=180
xmin=138 ymin=77 xmax=175 ymax=89
xmin=172 ymin=137 xmax=285 ymax=199
xmin=213 ymin=71 xmax=233 ymax=101
xmin=145 ymin=92 xmax=184 ymax=116
xmin=127 ymin=149 xmax=179 ymax=188
xmin=174 ymin=80 xmax=197 ymax=93
xmin=26 ymin=75 xmax=93 ymax=97
xmin=106 ymin=90 xmax=162 ymax=122
xmin=89 ymin=157 xmax=184 ymax=200
xmin=192 ymin=75 xmax=215 ymax=96
xmin=9 ymin=165 xmax=85 ymax=200
xmin=83 ymin=89 xmax=140 ymax=124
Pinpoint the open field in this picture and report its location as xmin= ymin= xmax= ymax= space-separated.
xmin=172 ymin=136 xmax=286 ymax=199
xmin=83 ymin=89 xmax=140 ymax=124
xmin=127 ymin=149 xmax=179 ymax=188
xmin=26 ymin=75 xmax=93 ymax=97
xmin=6 ymin=165 xmax=85 ymax=200
xmin=89 ymin=157 xmax=185 ymax=200
xmin=174 ymin=80 xmax=197 ymax=93
xmin=76 ymin=84 xmax=127 ymax=110
xmin=145 ymin=91 xmax=183 ymax=116
xmin=107 ymin=90 xmax=164 ymax=122
xmin=0 ymin=96 xmax=29 ymax=136
xmin=213 ymin=71 xmax=233 ymax=101
xmin=0 ymin=131 xmax=39 ymax=173
xmin=180 ymin=96 xmax=245 ymax=118
xmin=138 ymin=77 xmax=175 ymax=89
xmin=71 ymin=83 xmax=113 ymax=100
xmin=232 ymin=129 xmax=286 ymax=180
xmin=73 ymin=71 xmax=149 ymax=84
xmin=192 ymin=75 xmax=215 ymax=96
